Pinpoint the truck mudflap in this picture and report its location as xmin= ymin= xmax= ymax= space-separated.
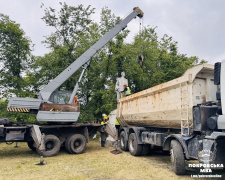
xmin=163 ymin=134 xmax=191 ymax=159
xmin=30 ymin=125 xmax=45 ymax=151
xmin=203 ymin=132 xmax=225 ymax=165
xmin=0 ymin=125 xmax=4 ymax=137
xmin=198 ymin=139 xmax=216 ymax=164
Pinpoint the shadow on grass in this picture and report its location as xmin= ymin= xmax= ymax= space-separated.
xmin=0 ymin=139 xmax=102 ymax=160
xmin=0 ymin=142 xmax=38 ymax=158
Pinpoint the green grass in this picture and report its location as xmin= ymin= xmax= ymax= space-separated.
xmin=0 ymin=138 xmax=224 ymax=180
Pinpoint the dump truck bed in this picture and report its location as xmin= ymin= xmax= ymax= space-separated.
xmin=117 ymin=64 xmax=216 ymax=129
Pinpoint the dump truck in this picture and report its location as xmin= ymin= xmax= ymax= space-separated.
xmin=117 ymin=61 xmax=225 ymax=175
xmin=0 ymin=7 xmax=143 ymax=157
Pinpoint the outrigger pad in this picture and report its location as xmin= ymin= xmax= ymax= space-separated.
xmin=110 ymin=149 xmax=122 ymax=155
xmin=35 ymin=156 xmax=47 ymax=166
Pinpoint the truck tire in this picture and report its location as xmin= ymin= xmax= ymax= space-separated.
xmin=120 ymin=131 xmax=128 ymax=151
xmin=27 ymin=141 xmax=36 ymax=151
xmin=128 ymin=133 xmax=143 ymax=156
xmin=170 ymin=140 xmax=185 ymax=175
xmin=65 ymin=136 xmax=73 ymax=154
xmin=37 ymin=135 xmax=61 ymax=157
xmin=65 ymin=134 xmax=86 ymax=154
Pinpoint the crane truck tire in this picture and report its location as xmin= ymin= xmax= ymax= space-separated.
xmin=27 ymin=141 xmax=36 ymax=151
xmin=65 ymin=136 xmax=73 ymax=154
xmin=120 ymin=131 xmax=128 ymax=151
xmin=128 ymin=133 xmax=143 ymax=156
xmin=170 ymin=140 xmax=185 ymax=175
xmin=36 ymin=135 xmax=61 ymax=157
xmin=65 ymin=134 xmax=86 ymax=154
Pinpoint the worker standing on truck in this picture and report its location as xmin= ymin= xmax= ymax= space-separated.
xmin=73 ymin=96 xmax=78 ymax=105
xmin=115 ymin=72 xmax=128 ymax=99
xmin=121 ymin=84 xmax=131 ymax=97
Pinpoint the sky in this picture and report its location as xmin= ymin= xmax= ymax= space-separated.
xmin=1 ymin=0 xmax=225 ymax=64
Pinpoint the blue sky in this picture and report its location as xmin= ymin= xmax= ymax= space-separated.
xmin=1 ymin=0 xmax=225 ymax=64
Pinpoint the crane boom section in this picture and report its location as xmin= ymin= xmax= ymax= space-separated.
xmin=40 ymin=7 xmax=143 ymax=101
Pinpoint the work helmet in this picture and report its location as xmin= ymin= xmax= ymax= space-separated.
xmin=123 ymin=84 xmax=127 ymax=87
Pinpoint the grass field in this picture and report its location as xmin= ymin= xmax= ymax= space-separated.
xmin=0 ymin=137 xmax=224 ymax=180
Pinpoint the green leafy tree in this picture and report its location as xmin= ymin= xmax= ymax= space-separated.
xmin=31 ymin=4 xmax=205 ymax=124
xmin=0 ymin=99 xmax=37 ymax=123
xmin=78 ymin=7 xmax=130 ymax=122
xmin=34 ymin=3 xmax=96 ymax=90
xmin=121 ymin=27 xmax=200 ymax=93
xmin=0 ymin=14 xmax=32 ymax=97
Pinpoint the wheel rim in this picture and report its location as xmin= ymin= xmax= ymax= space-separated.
xmin=73 ymin=139 xmax=81 ymax=149
xmin=129 ymin=136 xmax=134 ymax=152
xmin=46 ymin=141 xmax=54 ymax=151
xmin=121 ymin=136 xmax=124 ymax=147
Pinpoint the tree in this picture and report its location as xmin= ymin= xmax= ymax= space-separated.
xmin=29 ymin=3 xmax=97 ymax=93
xmin=121 ymin=27 xmax=200 ymax=93
xmin=32 ymin=4 xmax=204 ymax=123
xmin=33 ymin=4 xmax=127 ymax=122
xmin=0 ymin=14 xmax=32 ymax=98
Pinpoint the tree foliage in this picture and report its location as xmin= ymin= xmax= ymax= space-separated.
xmin=0 ymin=4 xmax=206 ymax=123
xmin=0 ymin=14 xmax=32 ymax=97
xmin=122 ymin=28 xmax=200 ymax=92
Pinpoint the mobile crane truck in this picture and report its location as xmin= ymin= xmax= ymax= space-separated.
xmin=0 ymin=7 xmax=143 ymax=157
xmin=116 ymin=61 xmax=225 ymax=175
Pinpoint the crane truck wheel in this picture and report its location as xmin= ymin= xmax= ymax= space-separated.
xmin=65 ymin=134 xmax=86 ymax=154
xmin=27 ymin=141 xmax=36 ymax=151
xmin=65 ymin=136 xmax=73 ymax=154
xmin=128 ymin=133 xmax=143 ymax=156
xmin=37 ymin=135 xmax=61 ymax=157
xmin=170 ymin=140 xmax=185 ymax=175
xmin=120 ymin=131 xmax=128 ymax=151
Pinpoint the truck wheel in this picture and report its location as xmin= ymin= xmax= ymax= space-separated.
xmin=37 ymin=135 xmax=61 ymax=157
xmin=65 ymin=136 xmax=72 ymax=154
xmin=120 ymin=131 xmax=128 ymax=151
xmin=27 ymin=141 xmax=36 ymax=151
xmin=142 ymin=144 xmax=150 ymax=156
xmin=66 ymin=134 xmax=86 ymax=154
xmin=170 ymin=140 xmax=185 ymax=175
xmin=128 ymin=133 xmax=143 ymax=156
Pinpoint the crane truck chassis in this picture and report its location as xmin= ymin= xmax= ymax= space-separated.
xmin=0 ymin=7 xmax=143 ymax=157
xmin=0 ymin=119 xmax=103 ymax=157
xmin=117 ymin=61 xmax=225 ymax=175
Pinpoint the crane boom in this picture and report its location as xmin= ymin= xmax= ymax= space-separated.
xmin=40 ymin=7 xmax=143 ymax=101
xmin=7 ymin=7 xmax=143 ymax=122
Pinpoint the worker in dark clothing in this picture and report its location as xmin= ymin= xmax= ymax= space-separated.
xmin=115 ymin=118 xmax=120 ymax=140
xmin=101 ymin=115 xmax=108 ymax=147
xmin=101 ymin=116 xmax=108 ymax=125
xmin=121 ymin=84 xmax=131 ymax=97
xmin=115 ymin=118 xmax=120 ymax=130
